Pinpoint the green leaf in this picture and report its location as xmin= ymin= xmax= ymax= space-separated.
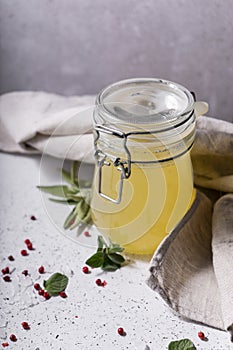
xmin=86 ymin=252 xmax=104 ymax=268
xmin=108 ymin=253 xmax=125 ymax=265
xmin=102 ymin=255 xmax=120 ymax=271
xmin=63 ymin=207 xmax=77 ymax=229
xmin=37 ymin=185 xmax=70 ymax=198
xmin=81 ymin=209 xmax=92 ymax=225
xmin=78 ymin=200 xmax=90 ymax=221
xmin=49 ymin=198 xmax=78 ymax=205
xmin=71 ymin=161 xmax=79 ymax=185
xmin=43 ymin=273 xmax=69 ymax=296
xmin=109 ymin=241 xmax=124 ymax=253
xmin=97 ymin=235 xmax=106 ymax=251
xmin=168 ymin=339 xmax=196 ymax=350
xmin=61 ymin=168 xmax=73 ymax=184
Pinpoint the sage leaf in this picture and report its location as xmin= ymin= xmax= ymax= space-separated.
xmin=61 ymin=168 xmax=73 ymax=184
xmin=168 ymin=339 xmax=196 ymax=350
xmin=86 ymin=252 xmax=104 ymax=268
xmin=43 ymin=273 xmax=68 ymax=296
xmin=108 ymin=253 xmax=125 ymax=265
xmin=71 ymin=161 xmax=79 ymax=185
xmin=37 ymin=185 xmax=70 ymax=198
xmin=49 ymin=198 xmax=78 ymax=205
xmin=63 ymin=207 xmax=77 ymax=229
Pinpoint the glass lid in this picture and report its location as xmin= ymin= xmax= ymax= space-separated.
xmin=96 ymin=78 xmax=194 ymax=128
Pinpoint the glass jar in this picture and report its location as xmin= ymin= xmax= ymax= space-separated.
xmin=91 ymin=78 xmax=196 ymax=254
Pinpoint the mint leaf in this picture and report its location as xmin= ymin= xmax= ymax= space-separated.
xmin=102 ymin=254 xmax=121 ymax=271
xmin=43 ymin=273 xmax=69 ymax=296
xmin=168 ymin=339 xmax=196 ymax=350
xmin=85 ymin=236 xmax=125 ymax=272
xmin=109 ymin=240 xmax=124 ymax=253
xmin=97 ymin=235 xmax=106 ymax=251
xmin=108 ymin=253 xmax=125 ymax=265
xmin=86 ymin=252 xmax=104 ymax=268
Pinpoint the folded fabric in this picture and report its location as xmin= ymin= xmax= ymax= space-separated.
xmin=148 ymin=192 xmax=233 ymax=339
xmin=0 ymin=91 xmax=95 ymax=162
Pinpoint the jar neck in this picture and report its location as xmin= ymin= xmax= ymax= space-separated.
xmin=93 ymin=109 xmax=196 ymax=163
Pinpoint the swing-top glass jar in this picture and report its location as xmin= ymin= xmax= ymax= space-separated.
xmin=91 ymin=78 xmax=196 ymax=254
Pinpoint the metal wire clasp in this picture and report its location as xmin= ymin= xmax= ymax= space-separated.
xmin=94 ymin=125 xmax=131 ymax=204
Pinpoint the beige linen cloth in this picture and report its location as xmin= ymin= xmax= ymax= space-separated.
xmin=1 ymin=91 xmax=233 ymax=338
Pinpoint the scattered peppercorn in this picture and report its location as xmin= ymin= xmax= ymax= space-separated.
xmin=21 ymin=322 xmax=30 ymax=330
xmin=1 ymin=267 xmax=9 ymax=275
xmin=82 ymin=266 xmax=89 ymax=274
xmin=27 ymin=243 xmax=33 ymax=250
xmin=2 ymin=342 xmax=9 ymax=347
xmin=8 ymin=255 xmax=14 ymax=261
xmin=59 ymin=291 xmax=67 ymax=298
xmin=30 ymin=215 xmax=37 ymax=221
xmin=34 ymin=283 xmax=41 ymax=291
xmin=24 ymin=239 xmax=31 ymax=245
xmin=95 ymin=278 xmax=102 ymax=286
xmin=9 ymin=334 xmax=17 ymax=342
xmin=84 ymin=231 xmax=90 ymax=237
xmin=44 ymin=292 xmax=50 ymax=300
xmin=38 ymin=266 xmax=45 ymax=274
xmin=102 ymin=280 xmax=107 ymax=287
xmin=198 ymin=331 xmax=205 ymax=340
xmin=22 ymin=270 xmax=29 ymax=276
xmin=38 ymin=289 xmax=44 ymax=296
xmin=3 ymin=276 xmax=11 ymax=282
xmin=21 ymin=249 xmax=28 ymax=256
xmin=118 ymin=327 xmax=125 ymax=336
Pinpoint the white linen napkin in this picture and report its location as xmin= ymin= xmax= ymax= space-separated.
xmin=0 ymin=91 xmax=95 ymax=162
xmin=1 ymin=91 xmax=233 ymax=339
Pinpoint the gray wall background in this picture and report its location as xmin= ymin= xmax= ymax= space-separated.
xmin=0 ymin=0 xmax=233 ymax=122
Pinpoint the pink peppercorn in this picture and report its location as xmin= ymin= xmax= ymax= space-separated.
xmin=21 ymin=249 xmax=28 ymax=256
xmin=34 ymin=283 xmax=41 ymax=291
xmin=118 ymin=327 xmax=125 ymax=336
xmin=59 ymin=291 xmax=67 ymax=298
xmin=84 ymin=231 xmax=90 ymax=237
xmin=1 ymin=267 xmax=9 ymax=275
xmin=22 ymin=270 xmax=29 ymax=276
xmin=8 ymin=255 xmax=14 ymax=261
xmin=30 ymin=215 xmax=37 ymax=221
xmin=9 ymin=334 xmax=17 ymax=342
xmin=38 ymin=266 xmax=45 ymax=274
xmin=95 ymin=278 xmax=102 ymax=286
xmin=27 ymin=243 xmax=33 ymax=250
xmin=38 ymin=289 xmax=44 ymax=296
xmin=21 ymin=322 xmax=30 ymax=330
xmin=44 ymin=292 xmax=50 ymax=300
xmin=82 ymin=266 xmax=89 ymax=274
xmin=198 ymin=331 xmax=205 ymax=340
xmin=24 ymin=239 xmax=31 ymax=245
xmin=3 ymin=276 xmax=11 ymax=282
xmin=2 ymin=342 xmax=9 ymax=347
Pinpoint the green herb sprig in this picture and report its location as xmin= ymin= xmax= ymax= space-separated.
xmin=86 ymin=236 xmax=125 ymax=271
xmin=38 ymin=161 xmax=92 ymax=230
xmin=168 ymin=339 xmax=196 ymax=350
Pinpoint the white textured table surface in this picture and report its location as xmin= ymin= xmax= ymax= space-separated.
xmin=0 ymin=153 xmax=230 ymax=350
